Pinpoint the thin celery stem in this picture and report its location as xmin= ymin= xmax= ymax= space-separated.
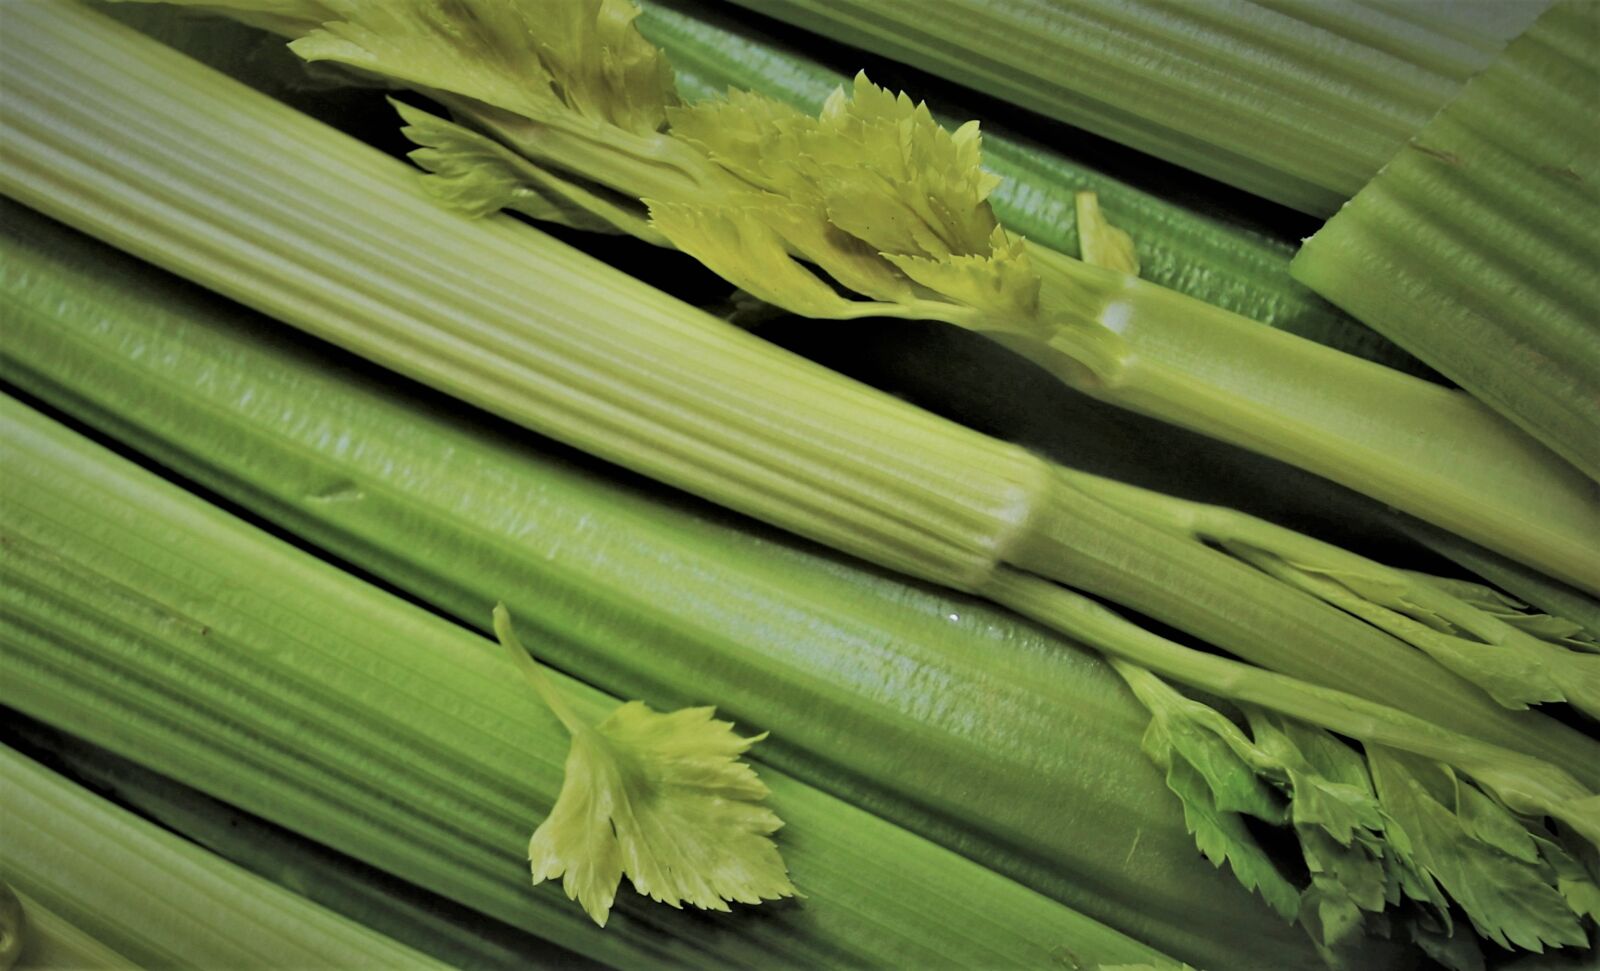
xmin=984 ymin=569 xmax=1598 ymax=841
xmin=1028 ymin=250 xmax=1600 ymax=594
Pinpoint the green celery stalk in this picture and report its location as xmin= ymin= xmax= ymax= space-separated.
xmin=631 ymin=0 xmax=1427 ymax=374
xmin=0 ymin=742 xmax=449 ymax=970
xmin=0 ymin=199 xmax=1323 ymax=970
xmin=2 ymin=715 xmax=595 ymax=971
xmin=1294 ymin=0 xmax=1600 ymax=484
xmin=8 ymin=892 xmax=135 ymax=971
xmin=5 ymin=3 xmax=1596 ymax=783
xmin=0 ymin=393 xmax=1179 ymax=971
xmin=717 ymin=0 xmax=1544 ymax=214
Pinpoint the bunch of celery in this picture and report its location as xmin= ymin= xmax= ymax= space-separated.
xmin=0 ymin=199 xmax=1316 ymax=969
xmin=13 ymin=0 xmax=1600 ymax=775
xmin=102 ymin=0 xmax=1600 ymax=591
xmin=713 ymin=0 xmax=1545 ymax=214
xmin=0 ymin=390 xmax=1179 ymax=970
xmin=5 ymin=2 xmax=1599 ymax=966
xmin=9 ymin=182 xmax=1599 ymax=967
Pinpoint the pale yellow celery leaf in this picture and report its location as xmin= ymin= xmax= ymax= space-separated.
xmin=647 ymin=201 xmax=899 ymax=320
xmin=1074 ymin=192 xmax=1140 ymax=276
xmin=761 ymin=203 xmax=921 ymax=305
xmin=666 ymin=90 xmax=817 ymax=197
xmin=524 ymin=0 xmax=677 ymax=135
xmin=669 ymin=73 xmax=1041 ymax=328
xmin=288 ymin=0 xmax=674 ymax=136
xmin=1369 ymin=748 xmax=1590 ymax=953
xmin=493 ymin=605 xmax=794 ymax=926
xmin=668 ymin=94 xmax=917 ymax=305
xmin=808 ymin=74 xmax=1001 ymax=260
xmin=883 ymin=226 xmax=1043 ymax=325
xmin=392 ymin=99 xmax=665 ymax=243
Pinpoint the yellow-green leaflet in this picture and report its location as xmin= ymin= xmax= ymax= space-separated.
xmin=1116 ymin=663 xmax=1599 ymax=963
xmin=493 ymin=605 xmax=795 ymax=926
xmin=1074 ymin=192 xmax=1139 ymax=277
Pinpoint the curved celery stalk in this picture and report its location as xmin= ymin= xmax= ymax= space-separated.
xmin=718 ymin=0 xmax=1543 ymax=214
xmin=1294 ymin=0 xmax=1600 ymax=484
xmin=0 ymin=200 xmax=1323 ymax=970
xmin=0 ymin=394 xmax=1179 ymax=971
xmin=5 ymin=3 xmax=1596 ymax=789
xmin=0 ymin=743 xmax=449 ymax=971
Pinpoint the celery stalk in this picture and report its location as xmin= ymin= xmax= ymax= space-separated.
xmin=0 ymin=743 xmax=449 ymax=970
xmin=0 ymin=200 xmax=1324 ymax=969
xmin=2 ymin=715 xmax=595 ymax=971
xmin=9 ymin=893 xmax=135 ymax=971
xmin=1294 ymin=0 xmax=1600 ymax=484
xmin=718 ymin=0 xmax=1544 ymax=213
xmin=1025 ymin=248 xmax=1600 ymax=595
xmin=0 ymin=392 xmax=1180 ymax=970
xmin=5 ymin=3 xmax=1596 ymax=782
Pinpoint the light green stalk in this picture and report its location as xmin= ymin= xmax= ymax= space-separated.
xmin=2 ymin=718 xmax=595 ymax=971
xmin=1294 ymin=0 xmax=1600 ymax=484
xmin=0 ymin=743 xmax=449 ymax=970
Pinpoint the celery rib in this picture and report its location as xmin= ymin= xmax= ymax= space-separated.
xmin=719 ymin=0 xmax=1542 ymax=213
xmin=8 ymin=892 xmax=135 ymax=971
xmin=0 ymin=743 xmax=449 ymax=970
xmin=0 ymin=394 xmax=1180 ymax=971
xmin=1027 ymin=249 xmax=1600 ymax=593
xmin=3 ymin=716 xmax=595 ymax=971
xmin=1294 ymin=0 xmax=1600 ymax=484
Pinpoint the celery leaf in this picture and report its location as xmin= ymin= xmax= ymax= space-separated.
xmin=1369 ymin=748 xmax=1589 ymax=952
xmin=392 ymin=99 xmax=664 ymax=242
xmin=1074 ymin=192 xmax=1140 ymax=276
xmin=494 ymin=605 xmax=794 ymax=926
xmin=290 ymin=0 xmax=676 ymax=135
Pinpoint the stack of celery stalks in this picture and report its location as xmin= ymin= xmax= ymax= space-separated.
xmin=2 ymin=2 xmax=1596 ymax=969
